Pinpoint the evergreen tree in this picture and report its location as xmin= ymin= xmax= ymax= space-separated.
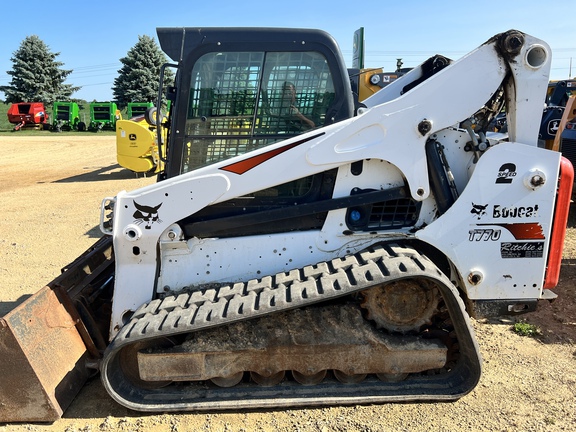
xmin=0 ymin=35 xmax=79 ymax=104
xmin=112 ymin=35 xmax=173 ymax=108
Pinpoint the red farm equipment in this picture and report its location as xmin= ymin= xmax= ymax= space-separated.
xmin=7 ymin=102 xmax=50 ymax=131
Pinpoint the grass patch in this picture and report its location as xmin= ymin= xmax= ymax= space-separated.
xmin=513 ymin=321 xmax=541 ymax=337
xmin=0 ymin=102 xmax=12 ymax=131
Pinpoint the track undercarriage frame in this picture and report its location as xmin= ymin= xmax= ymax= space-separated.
xmin=101 ymin=243 xmax=481 ymax=411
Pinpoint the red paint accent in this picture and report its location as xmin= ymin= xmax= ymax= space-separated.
xmin=544 ymin=157 xmax=574 ymax=289
xmin=477 ymin=222 xmax=545 ymax=239
xmin=498 ymin=223 xmax=545 ymax=240
xmin=220 ymin=133 xmax=324 ymax=175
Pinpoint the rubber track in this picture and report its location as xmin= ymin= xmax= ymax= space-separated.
xmin=101 ymin=243 xmax=482 ymax=412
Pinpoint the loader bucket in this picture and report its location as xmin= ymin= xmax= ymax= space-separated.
xmin=0 ymin=236 xmax=114 ymax=422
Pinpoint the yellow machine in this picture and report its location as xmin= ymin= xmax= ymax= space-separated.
xmin=116 ymin=118 xmax=158 ymax=174
xmin=115 ymin=108 xmax=165 ymax=174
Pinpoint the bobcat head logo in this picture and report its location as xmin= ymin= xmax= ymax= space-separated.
xmin=470 ymin=203 xmax=488 ymax=220
xmin=133 ymin=201 xmax=163 ymax=229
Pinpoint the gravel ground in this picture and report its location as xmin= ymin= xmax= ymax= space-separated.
xmin=0 ymin=135 xmax=575 ymax=431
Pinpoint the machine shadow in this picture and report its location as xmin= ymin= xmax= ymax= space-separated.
xmin=85 ymin=225 xmax=106 ymax=239
xmin=0 ymin=295 xmax=32 ymax=316
xmin=568 ymin=199 xmax=576 ymax=228
xmin=515 ymin=260 xmax=576 ymax=346
xmin=54 ymin=164 xmax=141 ymax=183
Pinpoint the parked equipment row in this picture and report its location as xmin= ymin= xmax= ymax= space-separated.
xmin=6 ymin=101 xmax=153 ymax=131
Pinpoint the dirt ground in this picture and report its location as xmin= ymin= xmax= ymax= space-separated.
xmin=0 ymin=135 xmax=575 ymax=431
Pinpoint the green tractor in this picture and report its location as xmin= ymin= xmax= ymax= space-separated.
xmin=52 ymin=101 xmax=81 ymax=131
xmin=89 ymin=102 xmax=120 ymax=131
xmin=127 ymin=102 xmax=154 ymax=119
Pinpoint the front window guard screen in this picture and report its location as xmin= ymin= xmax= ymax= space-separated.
xmin=183 ymin=51 xmax=335 ymax=173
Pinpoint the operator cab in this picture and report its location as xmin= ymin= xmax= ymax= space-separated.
xmin=157 ymin=27 xmax=355 ymax=178
xmin=155 ymin=28 xmax=355 ymax=237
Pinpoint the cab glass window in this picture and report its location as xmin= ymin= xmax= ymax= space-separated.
xmin=182 ymin=51 xmax=335 ymax=174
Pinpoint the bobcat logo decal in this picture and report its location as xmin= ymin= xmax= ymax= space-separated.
xmin=133 ymin=201 xmax=163 ymax=229
xmin=470 ymin=203 xmax=489 ymax=220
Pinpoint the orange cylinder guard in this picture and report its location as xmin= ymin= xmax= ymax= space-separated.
xmin=544 ymin=157 xmax=574 ymax=289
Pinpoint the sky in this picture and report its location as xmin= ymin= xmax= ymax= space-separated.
xmin=1 ymin=0 xmax=574 ymax=102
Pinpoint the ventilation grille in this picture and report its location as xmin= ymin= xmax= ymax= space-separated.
xmin=346 ymin=198 xmax=420 ymax=231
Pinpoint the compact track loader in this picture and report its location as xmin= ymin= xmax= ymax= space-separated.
xmin=0 ymin=28 xmax=573 ymax=422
